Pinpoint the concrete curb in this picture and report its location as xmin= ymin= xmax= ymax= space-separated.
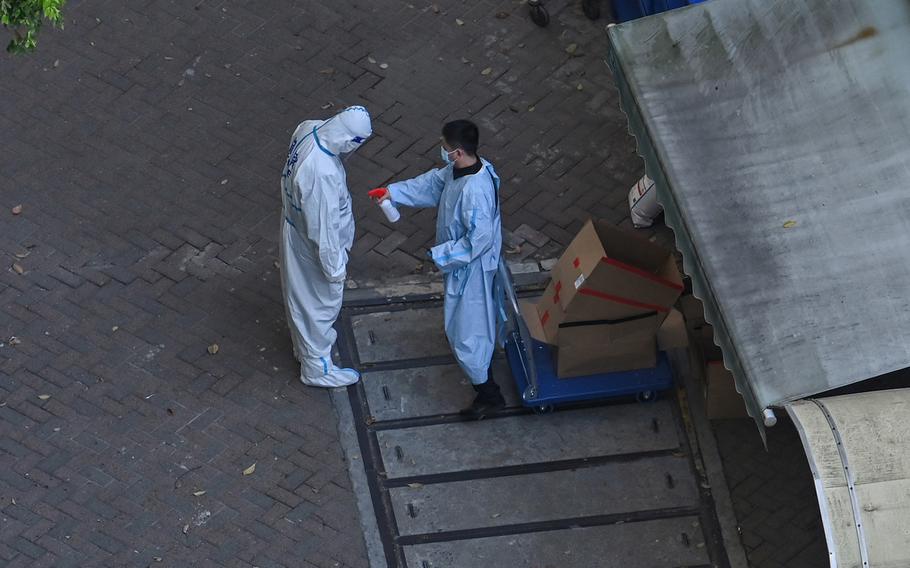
xmin=343 ymin=261 xmax=551 ymax=306
xmin=673 ymin=348 xmax=750 ymax=568
xmin=330 ymin=387 xmax=388 ymax=568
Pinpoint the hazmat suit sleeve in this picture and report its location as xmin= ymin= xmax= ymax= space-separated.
xmin=430 ymin=183 xmax=495 ymax=273
xmin=387 ymin=168 xmax=446 ymax=208
xmin=299 ymin=171 xmax=348 ymax=283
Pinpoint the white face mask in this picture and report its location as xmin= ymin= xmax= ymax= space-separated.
xmin=440 ymin=146 xmax=457 ymax=164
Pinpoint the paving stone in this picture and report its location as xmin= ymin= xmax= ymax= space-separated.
xmin=506 ymin=260 xmax=540 ymax=274
xmin=379 ymin=402 xmax=680 ymax=478
xmin=713 ymin=417 xmax=827 ymax=568
xmin=351 ymin=308 xmax=449 ymax=364
xmin=0 ymin=0 xmax=727 ymax=565
xmin=404 ymin=518 xmax=709 ymax=568
xmin=390 ymin=456 xmax=697 ymax=535
xmin=513 ymin=223 xmax=551 ymax=248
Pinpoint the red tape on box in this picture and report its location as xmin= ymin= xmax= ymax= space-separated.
xmin=577 ymin=287 xmax=670 ymax=313
xmin=601 ymin=257 xmax=683 ymax=291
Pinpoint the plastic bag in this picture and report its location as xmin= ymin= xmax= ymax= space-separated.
xmin=628 ymin=174 xmax=662 ymax=228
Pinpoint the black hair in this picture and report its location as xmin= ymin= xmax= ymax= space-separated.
xmin=442 ymin=120 xmax=479 ymax=156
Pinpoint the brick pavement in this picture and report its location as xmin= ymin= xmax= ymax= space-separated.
xmin=0 ymin=0 xmax=669 ymax=565
xmin=712 ymin=418 xmax=828 ymax=568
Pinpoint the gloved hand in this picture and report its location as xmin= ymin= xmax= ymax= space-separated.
xmin=368 ymin=187 xmax=389 ymax=202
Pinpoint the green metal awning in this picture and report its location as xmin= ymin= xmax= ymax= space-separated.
xmin=607 ymin=0 xmax=910 ymax=436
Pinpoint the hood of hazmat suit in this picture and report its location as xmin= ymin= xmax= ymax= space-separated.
xmin=279 ymin=106 xmax=372 ymax=387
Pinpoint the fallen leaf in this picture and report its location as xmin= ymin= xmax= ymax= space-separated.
xmin=460 ymin=57 xmax=469 ymax=64
xmin=407 ymin=483 xmax=423 ymax=489
xmin=455 ymin=18 xmax=464 ymax=26
xmin=577 ymin=83 xmax=584 ymax=91
xmin=14 ymin=251 xmax=29 ymax=259
xmin=481 ymin=67 xmax=492 ymax=76
xmin=12 ymin=263 xmax=24 ymax=275
xmin=528 ymin=105 xmax=536 ymax=112
xmin=431 ymin=4 xmax=440 ymax=13
xmin=193 ymin=490 xmax=206 ymax=496
xmin=9 ymin=337 xmax=21 ymax=346
xmin=273 ymin=260 xmax=280 ymax=269
xmin=38 ymin=394 xmax=51 ymax=400
xmin=220 ymin=179 xmax=228 ymax=185
xmin=112 ymin=326 xmax=119 ymax=332
xmin=153 ymin=558 xmax=162 ymax=563
xmin=207 ymin=343 xmax=219 ymax=355
xmin=166 ymin=408 xmax=174 ymax=415
xmin=320 ymin=102 xmax=333 ymax=110
xmin=491 ymin=512 xmax=501 ymax=518
xmin=243 ymin=463 xmax=256 ymax=476
xmin=11 ymin=204 xmax=23 ymax=215
xmin=379 ymin=63 xmax=389 ymax=70
xmin=367 ymin=56 xmax=376 ymax=64
xmin=495 ymin=11 xmax=510 ymax=19
xmin=318 ymin=68 xmax=334 ymax=75
xmin=182 ymin=524 xmax=189 ymax=534
xmin=53 ymin=59 xmax=60 ymax=68
xmin=164 ymin=56 xmax=174 ymax=61
xmin=783 ymin=220 xmax=797 ymax=228
xmin=566 ymin=43 xmax=578 ymax=54
xmin=11 ymin=498 xmax=16 ymax=505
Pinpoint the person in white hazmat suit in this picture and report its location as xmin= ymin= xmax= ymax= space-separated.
xmin=369 ymin=120 xmax=505 ymax=417
xmin=280 ymin=106 xmax=372 ymax=387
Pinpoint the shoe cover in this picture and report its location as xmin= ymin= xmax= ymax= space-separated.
xmin=301 ymin=362 xmax=360 ymax=388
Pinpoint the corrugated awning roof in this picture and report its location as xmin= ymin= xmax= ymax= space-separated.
xmin=607 ymin=0 xmax=910 ymax=432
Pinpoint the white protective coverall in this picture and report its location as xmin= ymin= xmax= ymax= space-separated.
xmin=279 ymin=106 xmax=372 ymax=387
xmin=388 ymin=159 xmax=502 ymax=384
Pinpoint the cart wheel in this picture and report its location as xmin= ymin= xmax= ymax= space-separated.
xmin=533 ymin=404 xmax=555 ymax=415
xmin=582 ymin=0 xmax=601 ymax=21
xmin=636 ymin=390 xmax=657 ymax=403
xmin=529 ymin=3 xmax=550 ymax=27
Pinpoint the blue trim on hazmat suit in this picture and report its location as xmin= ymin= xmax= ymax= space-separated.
xmin=388 ymin=160 xmax=502 ymax=384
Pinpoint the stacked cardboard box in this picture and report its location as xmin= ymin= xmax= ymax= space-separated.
xmin=704 ymin=361 xmax=748 ymax=419
xmin=520 ymin=220 xmax=684 ymax=378
xmin=679 ymin=295 xmax=748 ymax=419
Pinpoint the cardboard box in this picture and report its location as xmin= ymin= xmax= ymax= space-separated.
xmin=679 ymin=295 xmax=722 ymax=361
xmin=521 ymin=298 xmax=666 ymax=378
xmin=556 ymin=320 xmax=658 ymax=378
xmin=535 ymin=219 xmax=683 ymax=344
xmin=704 ymin=361 xmax=748 ymax=419
xmin=656 ymin=308 xmax=688 ymax=350
xmin=680 ymin=295 xmax=707 ymax=329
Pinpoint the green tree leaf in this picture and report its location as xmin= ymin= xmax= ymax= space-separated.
xmin=2 ymin=0 xmax=66 ymax=53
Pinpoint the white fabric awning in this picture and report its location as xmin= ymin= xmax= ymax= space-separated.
xmin=788 ymin=389 xmax=910 ymax=568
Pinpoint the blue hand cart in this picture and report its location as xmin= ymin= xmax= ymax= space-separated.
xmin=496 ymin=260 xmax=674 ymax=413
xmin=527 ymin=0 xmax=706 ymax=28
